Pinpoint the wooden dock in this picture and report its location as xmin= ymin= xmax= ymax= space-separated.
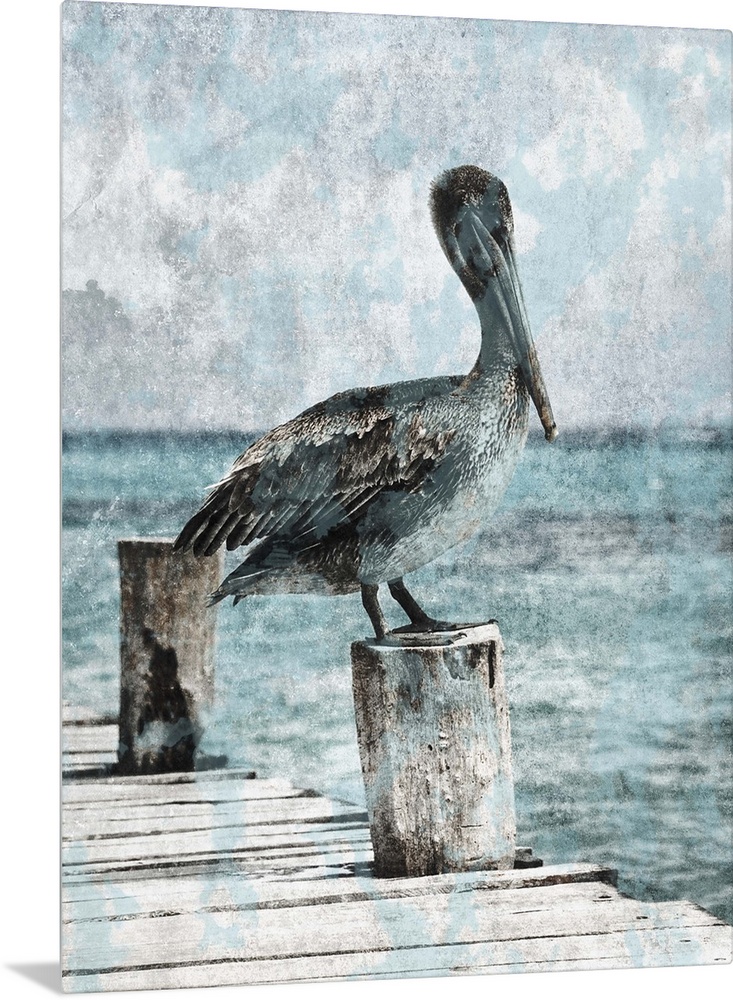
xmin=62 ymin=715 xmax=732 ymax=992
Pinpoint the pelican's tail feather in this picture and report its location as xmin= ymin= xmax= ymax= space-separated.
xmin=207 ymin=567 xmax=269 ymax=607
xmin=206 ymin=538 xmax=276 ymax=607
xmin=205 ymin=589 xmax=250 ymax=608
xmin=205 ymin=534 xmax=343 ymax=606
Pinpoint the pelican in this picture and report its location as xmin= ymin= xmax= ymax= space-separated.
xmin=174 ymin=165 xmax=557 ymax=640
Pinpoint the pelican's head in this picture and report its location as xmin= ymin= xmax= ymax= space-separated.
xmin=431 ymin=165 xmax=557 ymax=443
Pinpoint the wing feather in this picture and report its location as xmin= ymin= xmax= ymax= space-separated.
xmin=174 ymin=377 xmax=461 ymax=556
xmin=201 ymin=510 xmax=243 ymax=556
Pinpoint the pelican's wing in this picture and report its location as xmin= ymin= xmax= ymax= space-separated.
xmin=174 ymin=377 xmax=461 ymax=557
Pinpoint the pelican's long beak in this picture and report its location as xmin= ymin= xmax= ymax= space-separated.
xmin=519 ymin=339 xmax=558 ymax=442
xmin=463 ymin=210 xmax=558 ymax=443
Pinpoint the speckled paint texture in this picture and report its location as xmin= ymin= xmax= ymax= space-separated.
xmin=61 ymin=1 xmax=732 ymax=986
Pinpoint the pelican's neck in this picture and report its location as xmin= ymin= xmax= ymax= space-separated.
xmin=464 ymin=310 xmax=518 ymax=387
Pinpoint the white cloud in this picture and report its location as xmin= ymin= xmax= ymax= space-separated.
xmin=706 ymin=50 xmax=723 ymax=77
xmin=659 ymin=42 xmax=689 ymax=73
xmin=512 ymin=207 xmax=542 ymax=254
xmin=522 ymin=139 xmax=566 ymax=192
xmin=521 ymin=51 xmax=645 ymax=190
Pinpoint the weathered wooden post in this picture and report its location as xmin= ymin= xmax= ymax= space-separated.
xmin=117 ymin=538 xmax=223 ymax=775
xmin=351 ymin=623 xmax=515 ymax=877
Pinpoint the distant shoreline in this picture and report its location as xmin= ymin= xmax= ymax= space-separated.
xmin=61 ymin=424 xmax=733 ymax=450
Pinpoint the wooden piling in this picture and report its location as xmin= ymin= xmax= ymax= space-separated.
xmin=117 ymin=538 xmax=223 ymax=775
xmin=351 ymin=623 xmax=516 ymax=877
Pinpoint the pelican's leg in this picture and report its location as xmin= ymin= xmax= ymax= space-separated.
xmin=361 ymin=584 xmax=389 ymax=641
xmin=387 ymin=578 xmax=457 ymax=632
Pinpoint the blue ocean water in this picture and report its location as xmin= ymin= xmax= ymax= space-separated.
xmin=62 ymin=427 xmax=732 ymax=924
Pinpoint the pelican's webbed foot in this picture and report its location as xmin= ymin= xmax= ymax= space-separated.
xmin=391 ymin=618 xmax=459 ymax=634
xmin=387 ymin=578 xmax=459 ymax=633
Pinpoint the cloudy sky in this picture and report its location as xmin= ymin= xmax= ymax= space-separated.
xmin=62 ymin=1 xmax=731 ymax=432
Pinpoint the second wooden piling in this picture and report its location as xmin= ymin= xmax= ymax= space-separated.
xmin=351 ymin=623 xmax=516 ymax=877
xmin=117 ymin=538 xmax=223 ymax=775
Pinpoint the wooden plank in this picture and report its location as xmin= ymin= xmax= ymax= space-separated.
xmin=63 ymin=725 xmax=119 ymax=754
xmin=62 ymin=704 xmax=116 ymax=725
xmin=62 ymin=842 xmax=376 ymax=882
xmin=62 ymin=793 xmax=360 ymax=821
xmin=61 ymin=839 xmax=374 ymax=880
xmin=64 ymin=840 xmax=536 ymax=878
xmin=62 ymin=923 xmax=732 ymax=992
xmin=61 ymin=879 xmax=624 ymax=943
xmin=62 ymin=863 xmax=617 ymax=920
xmin=63 ymin=821 xmax=374 ymax=866
xmin=62 ymin=776 xmax=297 ymax=806
xmin=63 ymin=841 xmax=376 ymax=878
xmin=63 ymin=843 xmax=537 ymax=884
xmin=62 ymin=762 xmax=114 ymax=779
xmin=63 ymin=766 xmax=278 ymax=789
xmin=63 ymin=798 xmax=368 ymax=840
xmin=63 ymin=752 xmax=117 ymax=768
xmin=61 ymin=889 xmax=724 ymax=975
